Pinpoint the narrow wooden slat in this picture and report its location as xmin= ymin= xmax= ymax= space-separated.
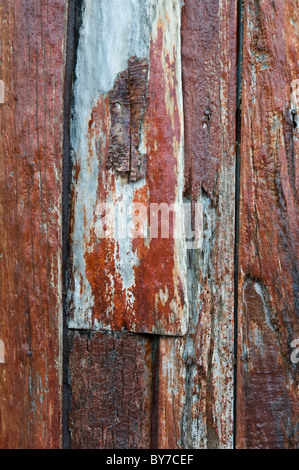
xmin=153 ymin=0 xmax=237 ymax=449
xmin=68 ymin=331 xmax=152 ymax=449
xmin=68 ymin=0 xmax=188 ymax=336
xmin=237 ymin=0 xmax=299 ymax=448
xmin=0 ymin=0 xmax=65 ymax=448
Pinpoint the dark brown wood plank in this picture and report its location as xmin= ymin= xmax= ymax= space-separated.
xmin=236 ymin=0 xmax=299 ymax=449
xmin=68 ymin=331 xmax=152 ymax=449
xmin=0 ymin=0 xmax=65 ymax=448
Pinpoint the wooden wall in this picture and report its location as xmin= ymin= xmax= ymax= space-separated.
xmin=0 ymin=0 xmax=298 ymax=449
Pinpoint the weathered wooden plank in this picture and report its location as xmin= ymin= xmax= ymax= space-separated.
xmin=236 ymin=0 xmax=299 ymax=449
xmin=152 ymin=0 xmax=237 ymax=449
xmin=68 ymin=331 xmax=152 ymax=449
xmin=68 ymin=0 xmax=188 ymax=336
xmin=0 ymin=0 xmax=65 ymax=448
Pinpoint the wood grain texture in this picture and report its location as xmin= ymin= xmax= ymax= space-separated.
xmin=152 ymin=0 xmax=237 ymax=449
xmin=0 ymin=0 xmax=65 ymax=448
xmin=67 ymin=0 xmax=188 ymax=336
xmin=68 ymin=331 xmax=152 ymax=449
xmin=236 ymin=0 xmax=299 ymax=449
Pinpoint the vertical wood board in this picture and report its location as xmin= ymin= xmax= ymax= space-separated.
xmin=237 ymin=0 xmax=299 ymax=449
xmin=68 ymin=0 xmax=188 ymax=336
xmin=0 ymin=0 xmax=65 ymax=448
